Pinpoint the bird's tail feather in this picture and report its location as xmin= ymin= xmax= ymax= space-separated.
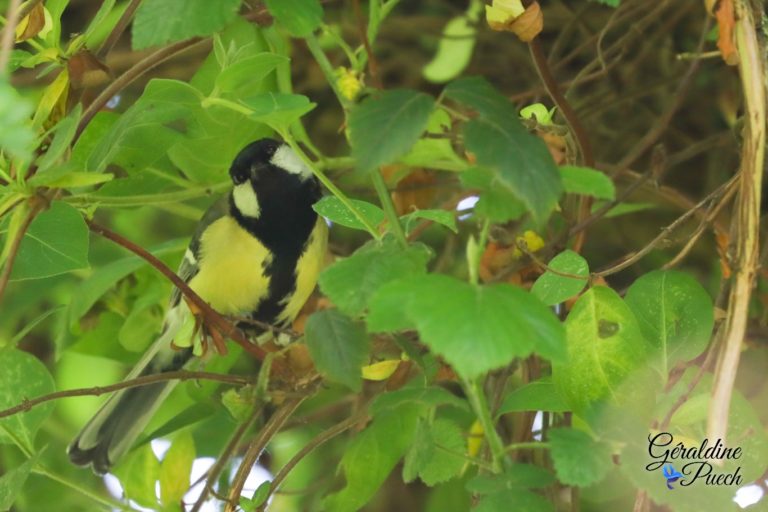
xmin=68 ymin=319 xmax=193 ymax=474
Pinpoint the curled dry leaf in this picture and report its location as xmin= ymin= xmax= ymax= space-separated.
xmin=68 ymin=50 xmax=111 ymax=90
xmin=15 ymin=3 xmax=46 ymax=42
xmin=712 ymin=0 xmax=739 ymax=65
xmin=486 ymin=0 xmax=543 ymax=43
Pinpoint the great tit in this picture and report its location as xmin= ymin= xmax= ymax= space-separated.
xmin=68 ymin=138 xmax=328 ymax=474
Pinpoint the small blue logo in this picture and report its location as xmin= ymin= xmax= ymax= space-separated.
xmin=663 ymin=464 xmax=683 ymax=489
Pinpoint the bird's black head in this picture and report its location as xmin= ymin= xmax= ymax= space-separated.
xmin=229 ymin=138 xmax=281 ymax=185
xmin=228 ymin=139 xmax=321 ymax=248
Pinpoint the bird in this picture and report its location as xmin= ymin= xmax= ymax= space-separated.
xmin=68 ymin=138 xmax=328 ymax=474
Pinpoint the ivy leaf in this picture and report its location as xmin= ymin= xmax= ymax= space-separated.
xmin=624 ymin=270 xmax=714 ymax=374
xmin=0 ymin=452 xmax=41 ymax=510
xmin=349 ymin=89 xmax=435 ymax=174
xmin=132 ymin=0 xmax=241 ymax=49
xmin=264 ymin=0 xmax=323 ymax=37
xmin=11 ymin=201 xmax=89 ymax=280
xmin=548 ymin=427 xmax=612 ymax=487
xmin=531 ymin=250 xmax=589 ymax=306
xmin=159 ymin=431 xmax=196 ymax=507
xmin=318 ymin=237 xmax=431 ymax=317
xmin=313 ymin=196 xmax=384 ymax=231
xmin=324 ymin=404 xmax=420 ymax=512
xmin=404 ymin=419 xmax=465 ymax=486
xmin=552 ymin=286 xmax=651 ymax=413
xmin=559 ymin=165 xmax=615 ymax=199
xmin=498 ymin=378 xmax=569 ymax=414
xmin=305 ymin=310 xmax=370 ymax=391
xmin=371 ymin=386 xmax=468 ymax=415
xmin=368 ymin=275 xmax=565 ymax=380
xmin=445 ymin=77 xmax=561 ymax=222
xmin=0 ymin=350 xmax=55 ymax=451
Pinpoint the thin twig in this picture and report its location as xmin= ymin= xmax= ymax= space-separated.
xmin=0 ymin=0 xmax=22 ymax=73
xmin=259 ymin=413 xmax=368 ymax=511
xmin=96 ymin=0 xmax=143 ymax=59
xmin=659 ymin=347 xmax=718 ymax=430
xmin=593 ymin=175 xmax=739 ymax=277
xmin=352 ymin=0 xmax=381 ymax=88
xmin=225 ymin=396 xmax=307 ymax=511
xmin=87 ymin=219 xmax=270 ymax=360
xmin=0 ymin=371 xmax=249 ymax=419
xmin=190 ymin=406 xmax=263 ymax=512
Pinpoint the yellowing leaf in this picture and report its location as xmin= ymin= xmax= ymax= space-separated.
xmin=467 ymin=420 xmax=484 ymax=457
xmin=361 ymin=360 xmax=401 ymax=381
xmin=33 ymin=69 xmax=69 ymax=127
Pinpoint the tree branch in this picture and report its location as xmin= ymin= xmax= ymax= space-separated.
xmin=0 ymin=0 xmax=22 ymax=73
xmin=86 ymin=219 xmax=270 ymax=361
xmin=0 ymin=371 xmax=249 ymax=420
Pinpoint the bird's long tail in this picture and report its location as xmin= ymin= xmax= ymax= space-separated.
xmin=68 ymin=324 xmax=193 ymax=474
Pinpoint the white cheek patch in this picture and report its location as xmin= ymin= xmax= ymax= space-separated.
xmin=271 ymin=145 xmax=313 ymax=179
xmin=232 ymin=183 xmax=261 ymax=218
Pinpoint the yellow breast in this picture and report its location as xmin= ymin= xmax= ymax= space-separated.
xmin=188 ymin=216 xmax=272 ymax=315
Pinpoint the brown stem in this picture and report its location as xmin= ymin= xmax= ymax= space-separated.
xmin=96 ymin=0 xmax=143 ymax=59
xmin=708 ymin=0 xmax=765 ymax=444
xmin=0 ymin=371 xmax=249 ymax=420
xmin=74 ymin=37 xmax=203 ymax=142
xmin=225 ymin=396 xmax=307 ymax=511
xmin=259 ymin=413 xmax=367 ymax=510
xmin=0 ymin=0 xmax=22 ymax=73
xmin=0 ymin=197 xmax=46 ymax=307
xmin=528 ymin=38 xmax=594 ymax=252
xmin=190 ymin=406 xmax=262 ymax=512
xmin=86 ymin=219 xmax=269 ymax=360
xmin=352 ymin=0 xmax=381 ymax=88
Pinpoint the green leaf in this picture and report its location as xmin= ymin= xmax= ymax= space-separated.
xmin=132 ymin=0 xmax=241 ymax=49
xmin=498 ymin=378 xmax=569 ymax=414
xmin=324 ymin=403 xmax=420 ymax=512
xmin=423 ymin=3 xmax=481 ymax=84
xmin=530 ymin=250 xmax=589 ymax=306
xmin=624 ymin=270 xmax=714 ymax=373
xmin=401 ymin=209 xmax=458 ymax=235
xmin=215 ymin=53 xmax=288 ymax=95
xmin=552 ymin=286 xmax=651 ymax=412
xmin=403 ymin=419 xmax=465 ymax=486
xmin=548 ymin=427 xmax=612 ymax=487
xmin=445 ymin=77 xmax=561 ymax=222
xmin=29 ymin=169 xmax=114 ymax=189
xmin=35 ymin=105 xmax=82 ymax=174
xmin=559 ymin=165 xmax=615 ymax=200
xmin=88 ymin=79 xmax=203 ymax=173
xmin=0 ymin=350 xmax=55 ymax=451
xmin=592 ymin=201 xmax=654 ymax=218
xmin=460 ymin=167 xmax=527 ymax=222
xmin=475 ymin=489 xmax=554 ymax=512
xmin=241 ymin=92 xmax=316 ymax=132
xmin=159 ymin=431 xmax=196 ymax=507
xmin=305 ymin=309 xmax=370 ymax=391
xmin=114 ymin=444 xmax=160 ymax=509
xmin=349 ymin=89 xmax=435 ymax=174
xmin=371 ymin=386 xmax=468 ymax=416
xmin=264 ymin=0 xmax=323 ymax=37
xmin=368 ymin=275 xmax=565 ymax=380
xmin=313 ymin=196 xmax=385 ymax=231
xmin=592 ymin=0 xmax=620 ymax=6
xmin=466 ymin=463 xmax=554 ymax=494
xmin=318 ymin=237 xmax=431 ymax=317
xmin=11 ymin=201 xmax=89 ymax=280
xmin=0 ymin=78 xmax=35 ymax=162
xmin=0 ymin=452 xmax=40 ymax=511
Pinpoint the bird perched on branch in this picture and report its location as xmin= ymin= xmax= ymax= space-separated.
xmin=68 ymin=138 xmax=328 ymax=474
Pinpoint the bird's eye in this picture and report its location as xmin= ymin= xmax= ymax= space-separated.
xmin=231 ymin=168 xmax=249 ymax=185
